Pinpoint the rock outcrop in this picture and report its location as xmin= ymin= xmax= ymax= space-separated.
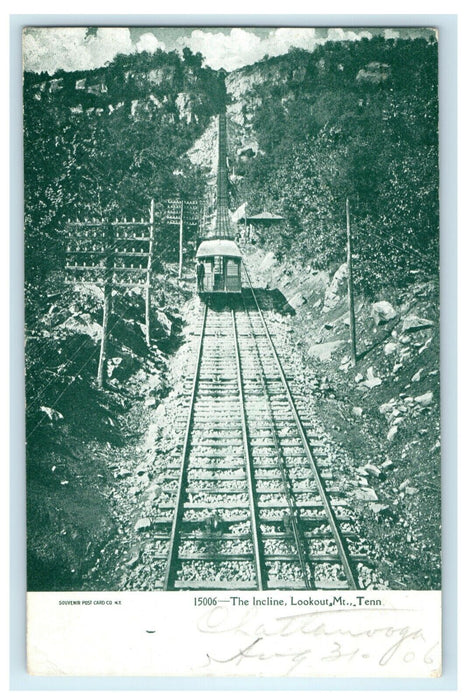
xmin=323 ymin=263 xmax=348 ymax=312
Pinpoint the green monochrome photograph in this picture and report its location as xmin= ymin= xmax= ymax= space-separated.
xmin=24 ymin=25 xmax=441 ymax=595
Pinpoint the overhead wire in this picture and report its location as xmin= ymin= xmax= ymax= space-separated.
xmin=26 ymin=293 xmax=107 ymax=407
xmin=353 ymin=226 xmax=435 ymax=265
xmin=26 ymin=303 xmax=138 ymax=441
xmin=26 ymin=203 xmax=193 ymax=411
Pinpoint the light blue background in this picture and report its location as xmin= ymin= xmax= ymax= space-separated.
xmin=11 ymin=13 xmax=457 ymax=691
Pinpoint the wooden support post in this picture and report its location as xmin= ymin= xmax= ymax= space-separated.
xmin=145 ymin=199 xmax=155 ymax=346
xmin=346 ymin=197 xmax=357 ymax=366
xmin=244 ymin=204 xmax=248 ymax=242
xmin=197 ymin=200 xmax=204 ymax=249
xmin=97 ymin=225 xmax=114 ymax=388
xmin=178 ymin=200 xmax=184 ymax=280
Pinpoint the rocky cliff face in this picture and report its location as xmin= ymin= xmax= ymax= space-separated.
xmin=225 ymin=55 xmax=310 ymax=105
xmin=224 ymin=59 xmax=292 ymax=157
xmin=26 ymin=54 xmax=221 ymax=127
xmin=28 ymin=47 xmax=391 ymax=171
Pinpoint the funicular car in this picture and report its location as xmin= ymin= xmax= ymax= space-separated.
xmin=195 ymin=238 xmax=242 ymax=294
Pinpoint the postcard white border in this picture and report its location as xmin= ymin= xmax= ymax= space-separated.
xmin=9 ymin=8 xmax=458 ymax=692
xmin=27 ymin=590 xmax=442 ymax=678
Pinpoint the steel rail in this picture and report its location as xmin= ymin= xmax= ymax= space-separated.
xmin=241 ymin=263 xmax=360 ymax=590
xmin=163 ymin=303 xmax=208 ymax=590
xmin=231 ymin=309 xmax=267 ymax=590
xmin=241 ymin=297 xmax=313 ymax=589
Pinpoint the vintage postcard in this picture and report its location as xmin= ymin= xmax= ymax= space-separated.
xmin=24 ymin=25 xmax=442 ymax=677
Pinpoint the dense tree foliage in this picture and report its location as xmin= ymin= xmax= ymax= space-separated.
xmin=236 ymin=37 xmax=438 ymax=294
xmin=23 ymin=48 xmax=225 ymax=288
xmin=24 ymin=36 xmax=439 ymax=299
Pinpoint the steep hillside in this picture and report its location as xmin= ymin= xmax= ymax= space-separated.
xmin=245 ymin=246 xmax=440 ymax=588
xmin=24 ymin=36 xmax=440 ymax=591
xmin=24 ymin=37 xmax=438 ymax=294
xmin=225 ymin=39 xmax=438 ymax=296
xmin=24 ymin=48 xmax=225 ymax=288
xmin=26 ymin=265 xmax=194 ymax=590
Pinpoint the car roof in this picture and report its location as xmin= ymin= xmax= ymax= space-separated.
xmin=196 ymin=238 xmax=242 ymax=258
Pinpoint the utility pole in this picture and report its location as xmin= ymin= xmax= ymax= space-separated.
xmin=97 ymin=224 xmax=114 ymax=388
xmin=346 ymin=197 xmax=357 ymax=366
xmin=178 ymin=200 xmax=184 ymax=280
xmin=145 ymin=199 xmax=155 ymax=346
xmin=65 ymin=214 xmax=152 ymax=387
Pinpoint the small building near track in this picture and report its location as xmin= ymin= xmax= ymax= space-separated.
xmin=236 ymin=210 xmax=284 ymax=243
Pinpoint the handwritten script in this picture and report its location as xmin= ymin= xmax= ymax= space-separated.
xmin=195 ymin=606 xmax=440 ymax=676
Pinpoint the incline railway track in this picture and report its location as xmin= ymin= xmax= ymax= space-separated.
xmin=148 ymin=273 xmax=368 ymax=590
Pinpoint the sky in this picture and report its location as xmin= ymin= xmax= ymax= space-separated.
xmin=22 ymin=26 xmax=436 ymax=75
